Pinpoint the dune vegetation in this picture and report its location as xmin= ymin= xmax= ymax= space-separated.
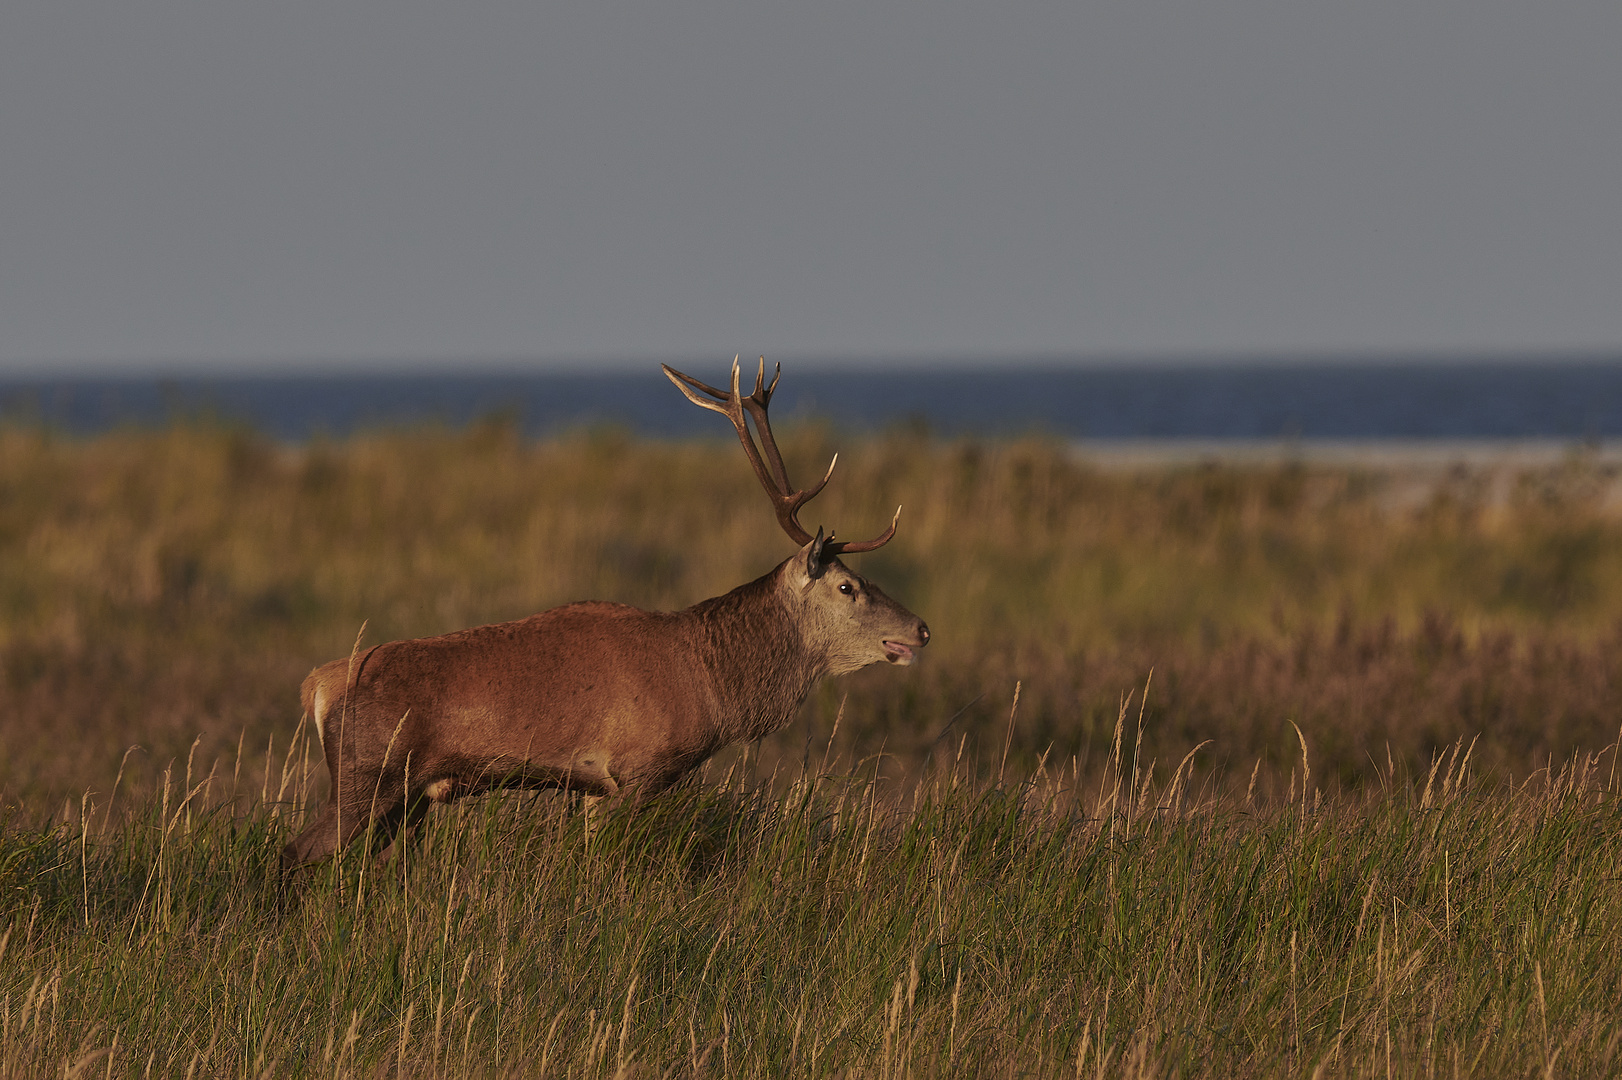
xmin=4 ymin=420 xmax=1622 ymax=1076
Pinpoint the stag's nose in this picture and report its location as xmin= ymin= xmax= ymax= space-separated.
xmin=917 ymin=621 xmax=930 ymax=646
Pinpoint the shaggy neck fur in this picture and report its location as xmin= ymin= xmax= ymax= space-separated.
xmin=680 ymin=561 xmax=823 ymax=743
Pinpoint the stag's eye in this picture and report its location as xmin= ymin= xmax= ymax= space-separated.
xmin=839 ymin=582 xmax=854 ymax=596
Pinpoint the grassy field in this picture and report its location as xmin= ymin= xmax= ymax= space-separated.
xmin=5 ymin=421 xmax=1622 ymax=1076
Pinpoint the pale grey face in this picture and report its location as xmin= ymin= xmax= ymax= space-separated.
xmin=788 ymin=547 xmax=930 ymax=676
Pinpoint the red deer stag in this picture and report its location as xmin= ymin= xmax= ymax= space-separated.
xmin=281 ymin=358 xmax=929 ymax=869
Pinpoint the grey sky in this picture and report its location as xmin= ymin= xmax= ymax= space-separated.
xmin=2 ymin=1 xmax=1618 ymax=372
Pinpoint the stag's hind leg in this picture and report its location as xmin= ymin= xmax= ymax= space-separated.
xmin=281 ymin=799 xmax=360 ymax=870
xmin=280 ymin=787 xmax=410 ymax=871
xmin=281 ymin=767 xmax=453 ymax=871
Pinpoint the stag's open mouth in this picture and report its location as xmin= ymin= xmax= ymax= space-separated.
xmin=882 ymin=641 xmax=916 ymax=666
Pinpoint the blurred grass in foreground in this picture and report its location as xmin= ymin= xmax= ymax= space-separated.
xmin=2 ymin=730 xmax=1621 ymax=1077
xmin=5 ymin=421 xmax=1622 ymax=807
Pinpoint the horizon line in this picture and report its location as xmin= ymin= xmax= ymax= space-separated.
xmin=5 ymin=347 xmax=1622 ymax=379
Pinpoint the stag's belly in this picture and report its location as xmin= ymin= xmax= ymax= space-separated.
xmin=419 ymin=692 xmax=718 ymax=796
xmin=418 ymin=666 xmax=714 ymax=794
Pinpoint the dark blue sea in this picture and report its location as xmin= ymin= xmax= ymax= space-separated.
xmin=5 ymin=360 xmax=1622 ymax=441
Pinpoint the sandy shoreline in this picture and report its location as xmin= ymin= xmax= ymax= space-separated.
xmin=1069 ymin=438 xmax=1622 ymax=468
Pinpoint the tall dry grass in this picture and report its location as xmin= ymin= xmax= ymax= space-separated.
xmin=5 ymin=421 xmax=1622 ymax=809
xmin=4 ymin=709 xmax=1622 ymax=1077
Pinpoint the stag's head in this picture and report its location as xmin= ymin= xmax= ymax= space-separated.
xmin=664 ymin=358 xmax=930 ymax=674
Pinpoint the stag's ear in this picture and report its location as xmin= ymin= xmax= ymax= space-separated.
xmin=806 ymin=527 xmax=830 ymax=580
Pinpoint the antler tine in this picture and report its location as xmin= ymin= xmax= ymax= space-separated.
xmin=738 ymin=357 xmax=811 ymax=500
xmin=666 ymin=359 xmax=902 ymax=557
xmin=664 ymin=358 xmax=819 ymax=546
xmin=661 ymin=358 xmax=737 ymax=417
xmin=826 ymin=505 xmax=902 ymax=556
xmin=663 ymin=358 xmax=786 ymax=503
xmin=735 ymin=358 xmax=840 ymax=524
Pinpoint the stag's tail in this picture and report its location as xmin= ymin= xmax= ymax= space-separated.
xmin=301 ymin=662 xmax=348 ymax=751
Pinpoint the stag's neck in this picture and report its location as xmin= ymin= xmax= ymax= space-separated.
xmin=681 ymin=562 xmax=822 ymax=742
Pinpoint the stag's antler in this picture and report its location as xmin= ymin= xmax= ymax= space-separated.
xmin=663 ymin=357 xmax=900 ymax=557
